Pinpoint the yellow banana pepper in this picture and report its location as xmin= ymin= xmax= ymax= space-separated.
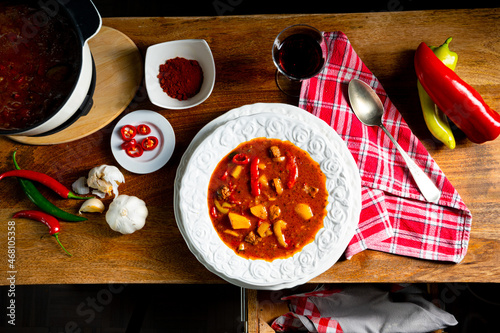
xmin=417 ymin=37 xmax=457 ymax=149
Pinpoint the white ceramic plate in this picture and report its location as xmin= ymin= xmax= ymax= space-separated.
xmin=111 ymin=110 xmax=175 ymax=174
xmin=174 ymin=104 xmax=361 ymax=290
xmin=145 ymin=39 xmax=215 ymax=109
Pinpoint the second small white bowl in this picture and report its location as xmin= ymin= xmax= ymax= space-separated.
xmin=145 ymin=39 xmax=215 ymax=109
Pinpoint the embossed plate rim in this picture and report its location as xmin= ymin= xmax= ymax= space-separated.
xmin=175 ymin=104 xmax=361 ymax=290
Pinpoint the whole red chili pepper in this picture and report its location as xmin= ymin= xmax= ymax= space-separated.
xmin=0 ymin=169 xmax=93 ymax=200
xmin=414 ymin=42 xmax=500 ymax=144
xmin=13 ymin=210 xmax=72 ymax=256
xmin=12 ymin=152 xmax=87 ymax=222
xmin=250 ymin=157 xmax=261 ymax=197
xmin=285 ymin=151 xmax=298 ymax=189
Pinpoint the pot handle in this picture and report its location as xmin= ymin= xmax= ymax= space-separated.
xmin=57 ymin=0 xmax=102 ymax=43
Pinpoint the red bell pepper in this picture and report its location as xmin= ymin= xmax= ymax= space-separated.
xmin=414 ymin=42 xmax=500 ymax=144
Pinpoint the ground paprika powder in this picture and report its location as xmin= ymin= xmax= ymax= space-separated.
xmin=157 ymin=57 xmax=204 ymax=101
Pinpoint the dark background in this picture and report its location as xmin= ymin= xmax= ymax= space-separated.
xmin=2 ymin=1 xmax=498 ymax=332
xmin=92 ymin=0 xmax=497 ymax=17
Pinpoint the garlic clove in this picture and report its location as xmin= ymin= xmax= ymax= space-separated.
xmin=79 ymin=198 xmax=105 ymax=214
xmin=92 ymin=190 xmax=106 ymax=199
xmin=72 ymin=176 xmax=90 ymax=195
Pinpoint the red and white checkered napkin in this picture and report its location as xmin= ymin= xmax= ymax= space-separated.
xmin=299 ymin=31 xmax=471 ymax=262
xmin=271 ymin=285 xmax=458 ymax=332
xmin=272 ymin=288 xmax=344 ymax=333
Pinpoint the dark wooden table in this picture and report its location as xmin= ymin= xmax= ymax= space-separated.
xmin=1 ymin=9 xmax=499 ymax=287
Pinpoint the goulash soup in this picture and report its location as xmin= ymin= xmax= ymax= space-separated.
xmin=208 ymin=138 xmax=328 ymax=261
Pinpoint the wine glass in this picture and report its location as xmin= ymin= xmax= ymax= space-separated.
xmin=272 ymin=24 xmax=328 ymax=97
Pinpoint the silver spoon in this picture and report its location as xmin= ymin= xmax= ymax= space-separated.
xmin=348 ymin=78 xmax=441 ymax=204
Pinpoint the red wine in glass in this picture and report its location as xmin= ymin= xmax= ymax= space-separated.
xmin=275 ymin=33 xmax=324 ymax=80
xmin=272 ymin=25 xmax=327 ymax=96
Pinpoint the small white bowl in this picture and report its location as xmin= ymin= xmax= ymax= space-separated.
xmin=145 ymin=39 xmax=215 ymax=109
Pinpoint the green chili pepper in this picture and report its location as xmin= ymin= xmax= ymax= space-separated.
xmin=417 ymin=37 xmax=457 ymax=149
xmin=12 ymin=152 xmax=87 ymax=222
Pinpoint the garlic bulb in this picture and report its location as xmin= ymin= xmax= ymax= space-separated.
xmin=79 ymin=198 xmax=105 ymax=214
xmin=87 ymin=165 xmax=125 ymax=197
xmin=72 ymin=176 xmax=90 ymax=195
xmin=105 ymin=195 xmax=148 ymax=234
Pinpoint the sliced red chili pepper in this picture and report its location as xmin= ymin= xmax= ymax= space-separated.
xmin=232 ymin=153 xmax=250 ymax=165
xmin=121 ymin=138 xmax=137 ymax=150
xmin=137 ymin=124 xmax=151 ymax=135
xmin=141 ymin=136 xmax=159 ymax=151
xmin=120 ymin=125 xmax=136 ymax=141
xmin=125 ymin=144 xmax=143 ymax=158
xmin=250 ymin=157 xmax=260 ymax=196
xmin=13 ymin=210 xmax=72 ymax=256
xmin=285 ymin=151 xmax=298 ymax=189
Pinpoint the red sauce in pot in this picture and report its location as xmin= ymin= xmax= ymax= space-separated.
xmin=0 ymin=3 xmax=80 ymax=130
xmin=208 ymin=138 xmax=328 ymax=261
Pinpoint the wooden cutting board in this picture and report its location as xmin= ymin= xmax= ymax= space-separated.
xmin=8 ymin=26 xmax=142 ymax=145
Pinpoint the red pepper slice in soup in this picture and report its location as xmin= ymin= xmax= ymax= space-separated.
xmin=250 ymin=157 xmax=261 ymax=196
xmin=232 ymin=153 xmax=250 ymax=165
xmin=285 ymin=151 xmax=298 ymax=189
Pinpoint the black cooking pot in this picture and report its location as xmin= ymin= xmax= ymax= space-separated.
xmin=0 ymin=0 xmax=102 ymax=137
